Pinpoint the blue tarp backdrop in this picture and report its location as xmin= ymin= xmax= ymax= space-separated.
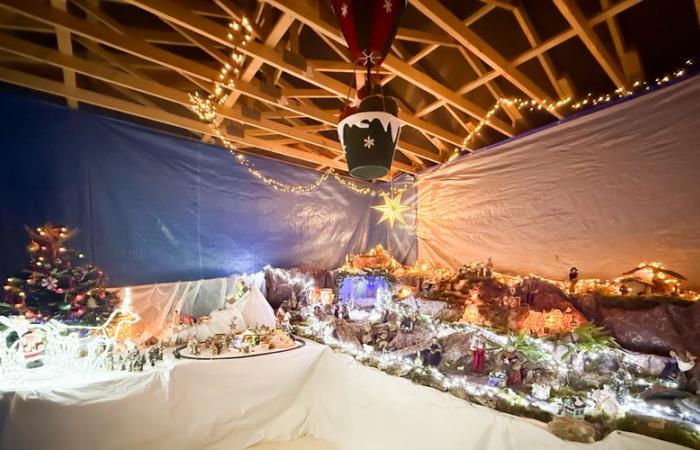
xmin=0 ymin=93 xmax=416 ymax=286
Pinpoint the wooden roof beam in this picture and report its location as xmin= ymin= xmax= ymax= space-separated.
xmin=512 ymin=4 xmax=571 ymax=100
xmin=207 ymin=13 xmax=295 ymax=139
xmin=0 ymin=65 xmax=356 ymax=172
xmin=50 ymin=0 xmax=77 ymax=108
xmin=0 ymin=32 xmax=416 ymax=175
xmin=457 ymin=46 xmax=523 ymax=123
xmin=410 ymin=0 xmax=561 ymax=119
xmin=381 ymin=4 xmax=496 ymax=87
xmin=415 ymin=0 xmax=642 ymax=118
xmin=599 ymin=0 xmax=643 ymax=81
xmin=261 ymin=0 xmax=512 ymax=138
xmin=0 ymin=1 xmax=436 ymax=167
xmin=553 ymin=0 xmax=629 ymax=89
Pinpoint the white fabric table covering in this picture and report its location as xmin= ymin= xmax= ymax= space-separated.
xmin=0 ymin=342 xmax=686 ymax=450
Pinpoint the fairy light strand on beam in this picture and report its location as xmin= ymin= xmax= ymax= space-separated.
xmin=187 ymin=14 xmax=408 ymax=197
xmin=190 ymin=19 xmax=694 ymax=195
xmin=449 ymin=59 xmax=696 ymax=162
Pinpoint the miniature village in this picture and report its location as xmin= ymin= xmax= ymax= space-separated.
xmin=278 ymin=245 xmax=700 ymax=447
xmin=1 ymin=230 xmax=699 ymax=447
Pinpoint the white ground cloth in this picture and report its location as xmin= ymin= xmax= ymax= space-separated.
xmin=0 ymin=342 xmax=685 ymax=450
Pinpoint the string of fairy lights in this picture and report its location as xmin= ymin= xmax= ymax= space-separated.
xmin=446 ymin=59 xmax=696 ymax=163
xmin=187 ymin=15 xmax=695 ymax=196
xmin=187 ymin=14 xmax=406 ymax=197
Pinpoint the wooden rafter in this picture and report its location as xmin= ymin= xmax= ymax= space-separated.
xmin=50 ymin=0 xmax=77 ymax=108
xmin=0 ymin=65 xmax=358 ymax=172
xmin=600 ymin=0 xmax=643 ymax=81
xmin=512 ymin=4 xmax=570 ymax=100
xmin=381 ymin=3 xmax=495 ymax=86
xmin=413 ymin=0 xmax=642 ymax=119
xmin=0 ymin=31 xmax=416 ymax=175
xmin=261 ymin=0 xmax=514 ymax=137
xmin=121 ymin=0 xmax=452 ymax=157
xmin=410 ymin=0 xmax=561 ymax=119
xmin=457 ymin=46 xmax=523 ymax=124
xmin=0 ymin=0 xmax=673 ymax=178
xmin=553 ymin=0 xmax=629 ymax=89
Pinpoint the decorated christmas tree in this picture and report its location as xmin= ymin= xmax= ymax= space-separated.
xmin=2 ymin=224 xmax=118 ymax=325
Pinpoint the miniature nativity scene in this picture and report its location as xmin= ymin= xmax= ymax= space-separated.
xmin=0 ymin=0 xmax=699 ymax=449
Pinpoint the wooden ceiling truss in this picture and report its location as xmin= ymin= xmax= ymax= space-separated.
xmin=0 ymin=0 xmax=673 ymax=179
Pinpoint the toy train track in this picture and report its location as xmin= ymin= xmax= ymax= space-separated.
xmin=174 ymin=336 xmax=305 ymax=360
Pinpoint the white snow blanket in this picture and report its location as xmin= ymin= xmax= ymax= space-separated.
xmin=0 ymin=342 xmax=687 ymax=450
xmin=235 ymin=284 xmax=276 ymax=329
xmin=109 ymin=272 xmax=266 ymax=343
xmin=170 ymin=284 xmax=276 ymax=343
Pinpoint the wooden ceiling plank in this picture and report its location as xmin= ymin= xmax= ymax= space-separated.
xmin=479 ymin=0 xmax=515 ymax=11
xmin=512 ymin=4 xmax=569 ymax=100
xmin=261 ymin=0 xmax=510 ymax=139
xmin=600 ymin=0 xmax=643 ymax=81
xmin=415 ymin=0 xmax=641 ymax=119
xmin=167 ymin=21 xmax=229 ymax=65
xmin=0 ymin=65 xmax=354 ymax=171
xmin=50 ymin=0 xmax=78 ymax=108
xmin=207 ymin=13 xmax=295 ymax=137
xmin=553 ymin=0 xmax=629 ymax=89
xmin=410 ymin=0 xmax=560 ymax=119
xmin=0 ymin=32 xmax=355 ymax=167
xmin=382 ymin=4 xmax=496 ymax=87
xmin=457 ymin=46 xmax=523 ymax=123
xmin=384 ymin=55 xmax=514 ymax=136
xmin=0 ymin=1 xmax=435 ymax=167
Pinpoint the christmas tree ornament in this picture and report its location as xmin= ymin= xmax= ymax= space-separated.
xmin=372 ymin=192 xmax=410 ymax=228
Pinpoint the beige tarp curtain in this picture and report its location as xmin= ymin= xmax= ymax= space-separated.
xmin=416 ymin=76 xmax=700 ymax=287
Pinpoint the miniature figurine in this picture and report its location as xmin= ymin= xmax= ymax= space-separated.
xmin=470 ymin=335 xmax=486 ymax=374
xmin=591 ymin=385 xmax=622 ymax=417
xmin=485 ymin=257 xmax=494 ymax=278
xmin=339 ymin=303 xmax=351 ymax=320
xmin=376 ymin=330 xmax=391 ymax=352
xmin=399 ymin=312 xmax=415 ymax=333
xmin=229 ymin=316 xmax=240 ymax=335
xmin=422 ymin=279 xmax=436 ymax=298
xmin=660 ymin=350 xmax=697 ymax=391
xmin=187 ymin=338 xmax=199 ymax=355
xmin=568 ymin=267 xmax=579 ymax=295
xmin=182 ymin=314 xmax=195 ymax=326
xmin=103 ymin=350 xmax=114 ymax=371
xmin=276 ymin=308 xmax=293 ymax=333
xmin=487 ymin=371 xmax=507 ymax=387
xmin=530 ymin=371 xmax=551 ymax=400
xmin=424 ymin=337 xmax=442 ymax=367
xmin=147 ymin=347 xmax=156 ymax=367
xmin=612 ymin=366 xmax=632 ymax=403
xmin=313 ymin=305 xmax=324 ymax=320
xmin=502 ymin=346 xmax=524 ymax=386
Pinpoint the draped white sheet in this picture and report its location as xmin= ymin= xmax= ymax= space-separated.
xmin=415 ymin=76 xmax=700 ymax=287
xmin=0 ymin=343 xmax=686 ymax=450
xmin=117 ymin=272 xmax=266 ymax=343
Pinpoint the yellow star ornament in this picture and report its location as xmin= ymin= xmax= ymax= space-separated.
xmin=372 ymin=192 xmax=410 ymax=229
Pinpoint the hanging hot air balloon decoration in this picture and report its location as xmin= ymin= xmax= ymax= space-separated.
xmin=331 ymin=0 xmax=407 ymax=180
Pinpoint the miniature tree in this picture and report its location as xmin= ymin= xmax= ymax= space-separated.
xmin=2 ymin=224 xmax=117 ymax=325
